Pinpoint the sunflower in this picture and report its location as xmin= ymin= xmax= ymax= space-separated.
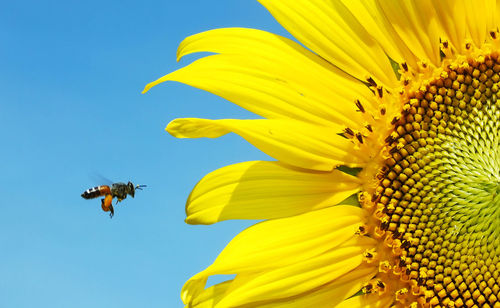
xmin=144 ymin=1 xmax=500 ymax=307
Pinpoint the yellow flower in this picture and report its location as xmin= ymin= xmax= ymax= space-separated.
xmin=144 ymin=1 xmax=500 ymax=307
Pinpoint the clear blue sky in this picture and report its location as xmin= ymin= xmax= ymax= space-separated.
xmin=0 ymin=1 xmax=289 ymax=307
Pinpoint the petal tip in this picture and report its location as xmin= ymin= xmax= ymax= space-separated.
xmin=142 ymin=83 xmax=153 ymax=94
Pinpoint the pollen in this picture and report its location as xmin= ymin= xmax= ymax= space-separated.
xmin=366 ymin=50 xmax=500 ymax=307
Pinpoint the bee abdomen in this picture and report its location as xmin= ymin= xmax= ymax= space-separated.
xmin=81 ymin=185 xmax=111 ymax=199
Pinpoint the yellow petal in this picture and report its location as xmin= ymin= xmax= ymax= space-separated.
xmin=258 ymin=0 xmax=398 ymax=88
xmin=377 ymin=0 xmax=442 ymax=67
xmin=185 ymin=274 xmax=255 ymax=307
xmin=497 ymin=0 xmax=500 ymax=29
xmin=176 ymin=28 xmax=378 ymax=116
xmin=189 ymin=265 xmax=376 ymax=308
xmin=336 ymin=294 xmax=393 ymax=308
xmin=215 ymin=237 xmax=376 ymax=307
xmin=188 ymin=265 xmax=376 ymax=308
xmin=431 ymin=0 xmax=467 ymax=53
xmin=189 ymin=281 xmax=230 ymax=308
xmin=145 ymin=51 xmax=373 ymax=129
xmin=181 ymin=205 xmax=369 ymax=303
xmin=462 ymin=0 xmax=496 ymax=47
xmin=432 ymin=0 xmax=495 ymax=53
xmin=185 ymin=161 xmax=361 ymax=224
xmin=340 ymin=0 xmax=419 ymax=70
xmin=209 ymin=206 xmax=366 ymax=273
xmin=167 ymin=118 xmax=365 ymax=171
xmin=236 ymin=265 xmax=377 ymax=308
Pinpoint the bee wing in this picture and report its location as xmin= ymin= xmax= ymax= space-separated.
xmin=89 ymin=173 xmax=114 ymax=186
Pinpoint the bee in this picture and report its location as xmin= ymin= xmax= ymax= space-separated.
xmin=81 ymin=181 xmax=146 ymax=218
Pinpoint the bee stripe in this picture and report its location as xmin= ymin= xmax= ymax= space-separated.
xmin=81 ymin=185 xmax=111 ymax=199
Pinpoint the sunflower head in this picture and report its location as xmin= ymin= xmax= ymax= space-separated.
xmin=145 ymin=1 xmax=500 ymax=307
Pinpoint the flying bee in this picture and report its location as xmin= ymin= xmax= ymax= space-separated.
xmin=81 ymin=181 xmax=146 ymax=218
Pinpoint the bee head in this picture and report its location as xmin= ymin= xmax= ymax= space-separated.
xmin=127 ymin=182 xmax=146 ymax=198
xmin=127 ymin=181 xmax=136 ymax=198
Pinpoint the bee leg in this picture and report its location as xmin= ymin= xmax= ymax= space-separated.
xmin=109 ymin=205 xmax=114 ymax=218
xmin=101 ymin=195 xmax=114 ymax=217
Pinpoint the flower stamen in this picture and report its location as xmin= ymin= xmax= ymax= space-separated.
xmin=364 ymin=45 xmax=500 ymax=307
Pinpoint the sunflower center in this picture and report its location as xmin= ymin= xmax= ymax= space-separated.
xmin=371 ymin=52 xmax=500 ymax=306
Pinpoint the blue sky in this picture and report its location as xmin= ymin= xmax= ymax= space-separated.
xmin=0 ymin=1 xmax=290 ymax=307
